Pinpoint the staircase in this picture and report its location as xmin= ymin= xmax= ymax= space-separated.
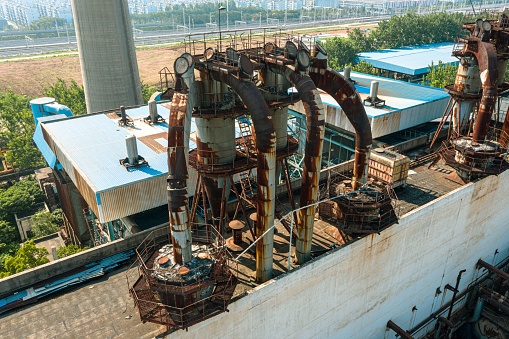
xmin=239 ymin=170 xmax=256 ymax=209
xmin=236 ymin=115 xmax=256 ymax=156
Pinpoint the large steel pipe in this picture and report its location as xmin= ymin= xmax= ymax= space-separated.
xmin=267 ymin=64 xmax=325 ymax=264
xmin=463 ymin=38 xmax=499 ymax=143
xmin=167 ymin=93 xmax=192 ymax=265
xmin=309 ymin=68 xmax=372 ymax=190
xmin=209 ymin=70 xmax=277 ymax=283
xmin=195 ymin=117 xmax=235 ymax=218
xmin=452 ymin=58 xmax=481 ymax=131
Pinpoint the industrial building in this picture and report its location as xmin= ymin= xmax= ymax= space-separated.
xmin=2 ymin=3 xmax=509 ymax=338
xmin=357 ymin=42 xmax=459 ymax=82
xmin=29 ymin=69 xmax=449 ymax=250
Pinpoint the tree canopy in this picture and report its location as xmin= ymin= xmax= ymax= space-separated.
xmin=29 ymin=17 xmax=67 ymax=31
xmin=0 ymin=178 xmax=45 ymax=223
xmin=56 ymin=244 xmax=87 ymax=259
xmin=323 ymin=12 xmax=465 ymax=69
xmin=42 ymin=78 xmax=86 ymax=116
xmin=0 ymin=90 xmax=44 ymax=170
xmin=421 ymin=61 xmax=458 ymax=88
xmin=0 ymin=240 xmax=49 ymax=278
xmin=30 ymin=209 xmax=63 ymax=238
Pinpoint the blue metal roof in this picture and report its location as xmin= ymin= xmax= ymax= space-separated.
xmin=41 ymin=113 xmax=168 ymax=193
xmin=321 ymin=72 xmax=449 ymax=117
xmin=357 ymin=43 xmax=458 ymax=76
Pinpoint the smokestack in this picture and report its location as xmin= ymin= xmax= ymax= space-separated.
xmin=149 ymin=100 xmax=158 ymax=122
xmin=70 ymin=0 xmax=143 ymax=113
xmin=125 ymin=135 xmax=138 ymax=165
xmin=370 ymin=81 xmax=379 ymax=102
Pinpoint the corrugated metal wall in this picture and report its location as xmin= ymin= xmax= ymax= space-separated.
xmin=98 ymin=176 xmax=167 ymax=223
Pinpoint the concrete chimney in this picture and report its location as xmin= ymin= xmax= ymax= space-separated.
xmin=70 ymin=0 xmax=143 ymax=113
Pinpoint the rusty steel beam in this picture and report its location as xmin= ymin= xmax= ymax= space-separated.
xmin=308 ymin=67 xmax=372 ymax=190
xmin=461 ymin=38 xmax=498 ymax=143
xmin=501 ymin=105 xmax=509 ymax=148
xmin=267 ymin=63 xmax=325 ymax=264
xmin=386 ymin=320 xmax=414 ymax=339
xmin=477 ymin=259 xmax=509 ymax=281
xmin=208 ymin=69 xmax=277 ymax=283
xmin=167 ymin=93 xmax=192 ymax=265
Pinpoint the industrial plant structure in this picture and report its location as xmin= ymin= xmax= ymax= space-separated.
xmin=2 ymin=4 xmax=509 ymax=339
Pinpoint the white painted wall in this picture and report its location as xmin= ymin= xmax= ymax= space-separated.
xmin=172 ymin=170 xmax=509 ymax=339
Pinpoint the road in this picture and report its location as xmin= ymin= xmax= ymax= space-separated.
xmin=0 ymin=3 xmax=505 ymax=58
xmin=0 ymin=16 xmax=383 ymax=58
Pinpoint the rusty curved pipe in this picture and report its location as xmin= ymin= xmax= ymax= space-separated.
xmin=464 ymin=38 xmax=499 ymax=143
xmin=167 ymin=92 xmax=192 ymax=265
xmin=209 ymin=70 xmax=277 ymax=283
xmin=308 ymin=67 xmax=372 ymax=189
xmin=500 ymin=105 xmax=509 ymax=148
xmin=267 ymin=64 xmax=325 ymax=264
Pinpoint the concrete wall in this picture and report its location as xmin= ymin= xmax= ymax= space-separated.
xmin=0 ymin=225 xmax=168 ymax=298
xmin=172 ymin=169 xmax=509 ymax=338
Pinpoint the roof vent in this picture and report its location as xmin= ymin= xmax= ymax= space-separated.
xmin=144 ymin=100 xmax=164 ymax=124
xmin=343 ymin=66 xmax=354 ymax=83
xmin=118 ymin=106 xmax=134 ymax=127
xmin=119 ymin=135 xmax=148 ymax=171
xmin=363 ymin=81 xmax=386 ymax=108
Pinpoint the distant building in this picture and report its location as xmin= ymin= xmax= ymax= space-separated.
xmin=357 ymin=43 xmax=459 ymax=82
xmin=0 ymin=16 xmax=8 ymax=29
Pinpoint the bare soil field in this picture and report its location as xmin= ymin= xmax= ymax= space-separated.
xmin=0 ymin=23 xmax=377 ymax=98
xmin=0 ymin=47 xmax=184 ymax=97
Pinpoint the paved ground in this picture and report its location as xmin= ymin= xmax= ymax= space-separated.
xmin=0 ymin=265 xmax=165 ymax=339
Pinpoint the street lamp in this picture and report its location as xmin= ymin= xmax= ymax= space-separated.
xmin=219 ymin=4 xmax=225 ymax=52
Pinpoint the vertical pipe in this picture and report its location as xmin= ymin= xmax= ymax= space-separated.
xmin=209 ymin=71 xmax=276 ymax=283
xmin=167 ymin=93 xmax=192 ymax=265
xmin=149 ymin=100 xmax=158 ymax=122
xmin=267 ymin=64 xmax=325 ymax=264
xmin=308 ymin=68 xmax=372 ymax=190
xmin=343 ymin=66 xmax=351 ymax=81
xmin=125 ymin=135 xmax=138 ymax=165
xmin=447 ymin=269 xmax=466 ymax=320
xmin=467 ymin=39 xmax=498 ymax=143
xmin=369 ymin=81 xmax=379 ymax=101
xmin=472 ymin=298 xmax=484 ymax=322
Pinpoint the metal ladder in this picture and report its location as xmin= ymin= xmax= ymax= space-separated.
xmin=236 ymin=115 xmax=256 ymax=156
xmin=239 ymin=170 xmax=256 ymax=209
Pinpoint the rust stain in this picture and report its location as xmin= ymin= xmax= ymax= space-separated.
xmin=309 ymin=67 xmax=372 ymax=189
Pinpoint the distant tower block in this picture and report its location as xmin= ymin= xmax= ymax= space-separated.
xmin=71 ymin=0 xmax=143 ymax=113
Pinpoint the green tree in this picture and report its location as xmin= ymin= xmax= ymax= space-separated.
xmin=42 ymin=78 xmax=86 ymax=115
xmin=141 ymin=82 xmax=159 ymax=104
xmin=29 ymin=17 xmax=67 ymax=31
xmin=0 ymin=178 xmax=45 ymax=223
xmin=0 ymin=90 xmax=44 ymax=170
xmin=30 ymin=209 xmax=63 ymax=238
xmin=324 ymin=38 xmax=358 ymax=70
xmin=347 ymin=28 xmax=374 ymax=53
xmin=350 ymin=60 xmax=377 ymax=76
xmin=1 ymin=240 xmax=49 ymax=277
xmin=56 ymin=244 xmax=87 ymax=258
xmin=0 ymin=220 xmax=19 ymax=256
xmin=421 ymin=61 xmax=458 ymax=88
